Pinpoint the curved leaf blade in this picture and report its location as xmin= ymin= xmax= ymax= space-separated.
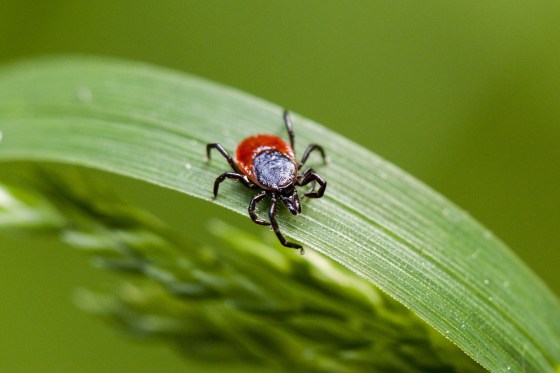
xmin=0 ymin=57 xmax=559 ymax=371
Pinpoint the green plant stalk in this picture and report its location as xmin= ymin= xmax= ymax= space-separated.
xmin=0 ymin=57 xmax=559 ymax=371
xmin=0 ymin=169 xmax=481 ymax=372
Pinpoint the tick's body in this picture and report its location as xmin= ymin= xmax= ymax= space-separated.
xmin=236 ymin=135 xmax=296 ymax=189
xmin=206 ymin=111 xmax=327 ymax=253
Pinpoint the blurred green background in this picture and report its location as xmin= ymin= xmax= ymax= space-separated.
xmin=1 ymin=1 xmax=559 ymax=371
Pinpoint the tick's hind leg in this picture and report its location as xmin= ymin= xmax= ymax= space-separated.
xmin=269 ymin=193 xmax=304 ymax=254
xmin=213 ymin=172 xmax=255 ymax=199
xmin=283 ymin=110 xmax=296 ymax=154
xmin=249 ymin=190 xmax=270 ymax=226
xmin=206 ymin=143 xmax=241 ymax=173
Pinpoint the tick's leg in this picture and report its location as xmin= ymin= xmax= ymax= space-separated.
xmin=306 ymin=180 xmax=317 ymax=196
xmin=283 ymin=110 xmax=296 ymax=155
xmin=297 ymin=169 xmax=327 ymax=198
xmin=206 ymin=143 xmax=241 ymax=173
xmin=248 ymin=190 xmax=270 ymax=226
xmin=213 ymin=172 xmax=255 ymax=199
xmin=269 ymin=193 xmax=304 ymax=253
xmin=298 ymin=168 xmax=317 ymax=198
xmin=299 ymin=144 xmax=327 ymax=169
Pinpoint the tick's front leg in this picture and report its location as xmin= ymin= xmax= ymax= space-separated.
xmin=248 ymin=190 xmax=270 ymax=226
xmin=297 ymin=169 xmax=327 ymax=198
xmin=269 ymin=193 xmax=304 ymax=254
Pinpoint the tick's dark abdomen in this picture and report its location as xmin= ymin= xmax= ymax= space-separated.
xmin=253 ymin=150 xmax=296 ymax=189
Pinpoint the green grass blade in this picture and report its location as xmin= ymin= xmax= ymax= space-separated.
xmin=0 ymin=57 xmax=559 ymax=372
xmin=0 ymin=170 xmax=482 ymax=372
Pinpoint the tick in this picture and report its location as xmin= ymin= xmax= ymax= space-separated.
xmin=206 ymin=110 xmax=327 ymax=253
